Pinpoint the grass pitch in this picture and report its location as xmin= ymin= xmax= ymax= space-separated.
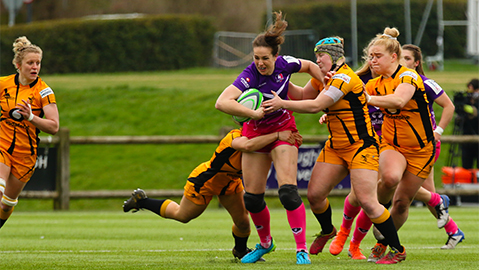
xmin=1 ymin=206 xmax=478 ymax=269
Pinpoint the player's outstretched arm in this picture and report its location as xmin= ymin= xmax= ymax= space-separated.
xmin=232 ymin=130 xmax=301 ymax=152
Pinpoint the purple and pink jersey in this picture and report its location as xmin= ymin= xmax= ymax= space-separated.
xmin=232 ymin=55 xmax=302 ymax=133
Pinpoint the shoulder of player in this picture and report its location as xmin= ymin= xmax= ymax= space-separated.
xmin=0 ymin=74 xmax=16 ymax=85
xmin=277 ymin=55 xmax=301 ymax=68
xmin=32 ymin=79 xmax=55 ymax=98
xmin=395 ymin=66 xmax=420 ymax=81
xmin=331 ymin=66 xmax=361 ymax=85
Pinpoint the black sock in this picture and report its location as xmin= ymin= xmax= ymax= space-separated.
xmin=232 ymin=232 xmax=248 ymax=252
xmin=381 ymin=201 xmax=392 ymax=209
xmin=374 ymin=216 xmax=403 ymax=252
xmin=0 ymin=218 xmax=6 ymax=229
xmin=138 ymin=198 xmax=166 ymax=216
xmin=313 ymin=204 xmax=334 ymax=234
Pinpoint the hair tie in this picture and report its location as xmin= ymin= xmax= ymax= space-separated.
xmin=382 ymin=34 xmax=397 ymax=40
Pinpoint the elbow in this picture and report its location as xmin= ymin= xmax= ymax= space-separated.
xmin=214 ymin=101 xmax=221 ymax=110
xmin=215 ymin=100 xmax=225 ymax=111
xmin=49 ymin=127 xmax=59 ymax=135
xmin=48 ymin=123 xmax=60 ymax=135
xmin=394 ymin=100 xmax=406 ymax=109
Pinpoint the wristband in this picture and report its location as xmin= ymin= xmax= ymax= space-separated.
xmin=434 ymin=126 xmax=444 ymax=135
xmin=27 ymin=104 xmax=34 ymax=121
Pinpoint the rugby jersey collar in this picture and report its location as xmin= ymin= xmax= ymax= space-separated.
xmin=391 ymin=65 xmax=402 ymax=79
xmin=14 ymin=73 xmax=39 ymax=88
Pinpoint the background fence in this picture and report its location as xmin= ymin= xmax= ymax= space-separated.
xmin=213 ymin=30 xmax=318 ymax=68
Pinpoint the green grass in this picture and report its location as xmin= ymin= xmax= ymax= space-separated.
xmin=1 ymin=206 xmax=478 ymax=269
xmin=32 ymin=60 xmax=478 ymax=201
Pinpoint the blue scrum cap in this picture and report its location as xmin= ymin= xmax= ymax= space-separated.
xmin=314 ymin=37 xmax=344 ymax=64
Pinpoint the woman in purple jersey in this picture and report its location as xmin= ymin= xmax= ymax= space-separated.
xmin=215 ymin=11 xmax=324 ymax=265
xmin=402 ymin=44 xmax=464 ymax=249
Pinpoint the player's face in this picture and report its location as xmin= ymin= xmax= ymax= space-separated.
xmin=402 ymin=49 xmax=418 ymax=70
xmin=368 ymin=45 xmax=395 ymax=75
xmin=253 ymin=46 xmax=277 ymax=76
xmin=315 ymin=53 xmax=332 ymax=74
xmin=18 ymin=52 xmax=41 ymax=84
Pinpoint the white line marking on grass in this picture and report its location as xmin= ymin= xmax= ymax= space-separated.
xmin=0 ymin=246 xmax=473 ymax=254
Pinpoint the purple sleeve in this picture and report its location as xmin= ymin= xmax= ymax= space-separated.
xmin=232 ymin=63 xmax=258 ymax=92
xmin=280 ymin=55 xmax=302 ymax=74
xmin=422 ymin=75 xmax=444 ymax=102
xmin=421 ymin=75 xmax=445 ymax=127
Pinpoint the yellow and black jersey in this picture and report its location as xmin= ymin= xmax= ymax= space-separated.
xmin=365 ymin=65 xmax=434 ymax=149
xmin=187 ymin=129 xmax=243 ymax=189
xmin=0 ymin=74 xmax=56 ymax=156
xmin=311 ymin=63 xmax=377 ymax=149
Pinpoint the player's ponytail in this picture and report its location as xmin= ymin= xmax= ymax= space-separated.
xmin=253 ymin=11 xmax=287 ymax=56
xmin=372 ymin=27 xmax=402 ymax=61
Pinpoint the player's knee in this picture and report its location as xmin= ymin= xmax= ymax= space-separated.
xmin=243 ymin=192 xmax=266 ymax=213
xmin=1 ymin=194 xmax=18 ymax=208
xmin=278 ymin=184 xmax=302 ymax=211
xmin=176 ymin=215 xmax=194 ymax=224
xmin=393 ymin=199 xmax=410 ymax=214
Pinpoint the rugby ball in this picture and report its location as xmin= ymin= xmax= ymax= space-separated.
xmin=232 ymin=88 xmax=263 ymax=123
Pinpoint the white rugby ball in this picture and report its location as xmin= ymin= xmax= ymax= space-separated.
xmin=233 ymin=88 xmax=263 ymax=123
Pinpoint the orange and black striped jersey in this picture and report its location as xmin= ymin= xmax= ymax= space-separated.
xmin=0 ymin=74 xmax=56 ymax=156
xmin=365 ymin=65 xmax=434 ymax=149
xmin=188 ymin=129 xmax=243 ymax=186
xmin=310 ymin=63 xmax=377 ymax=149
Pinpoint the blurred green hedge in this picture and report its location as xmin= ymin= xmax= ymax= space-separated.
xmin=283 ymin=0 xmax=468 ymax=59
xmin=0 ymin=15 xmax=216 ymax=75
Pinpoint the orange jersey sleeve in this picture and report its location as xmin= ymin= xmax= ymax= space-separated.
xmin=310 ymin=77 xmax=323 ymax=93
xmin=188 ymin=129 xmax=243 ymax=184
xmin=0 ymin=74 xmax=56 ymax=155
xmin=365 ymin=65 xmax=433 ymax=149
xmin=314 ymin=64 xmax=377 ymax=148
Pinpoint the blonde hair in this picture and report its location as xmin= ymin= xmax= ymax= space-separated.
xmin=12 ymin=36 xmax=42 ymax=70
xmin=355 ymin=37 xmax=375 ymax=77
xmin=252 ymin=11 xmax=288 ymax=55
xmin=370 ymin=27 xmax=402 ymax=61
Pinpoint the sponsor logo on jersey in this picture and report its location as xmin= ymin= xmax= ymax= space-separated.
xmin=40 ymin=87 xmax=54 ymax=98
xmin=385 ymin=114 xmax=410 ymax=120
xmin=399 ymin=71 xmax=418 ymax=80
xmin=332 ymin=73 xmax=351 ymax=84
xmin=275 ymin=73 xmax=284 ymax=83
xmin=241 ymin=78 xmax=250 ymax=88
xmin=9 ymin=108 xmax=24 ymax=121
xmin=5 ymin=119 xmax=28 ymax=129
xmin=424 ymin=79 xmax=443 ymax=95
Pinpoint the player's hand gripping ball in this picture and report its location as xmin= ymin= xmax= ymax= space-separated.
xmin=233 ymin=88 xmax=263 ymax=124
